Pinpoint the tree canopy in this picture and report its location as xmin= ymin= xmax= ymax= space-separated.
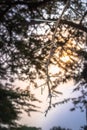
xmin=50 ymin=126 xmax=72 ymax=130
xmin=0 ymin=0 xmax=87 ymax=127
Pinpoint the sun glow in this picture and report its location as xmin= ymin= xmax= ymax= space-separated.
xmin=60 ymin=54 xmax=70 ymax=63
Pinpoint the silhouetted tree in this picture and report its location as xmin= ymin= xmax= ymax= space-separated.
xmin=50 ymin=126 xmax=72 ymax=130
xmin=13 ymin=126 xmax=41 ymax=130
xmin=0 ymin=0 xmax=87 ymax=127
xmin=0 ymin=84 xmax=40 ymax=129
xmin=80 ymin=125 xmax=87 ymax=130
xmin=0 ymin=125 xmax=42 ymax=130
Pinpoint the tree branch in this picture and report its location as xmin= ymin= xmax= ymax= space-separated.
xmin=61 ymin=19 xmax=87 ymax=33
xmin=0 ymin=0 xmax=53 ymax=8
xmin=46 ymin=0 xmax=70 ymax=111
xmin=80 ymin=10 xmax=87 ymax=24
xmin=30 ymin=19 xmax=87 ymax=33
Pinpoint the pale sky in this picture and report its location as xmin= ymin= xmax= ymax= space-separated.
xmin=15 ymin=80 xmax=86 ymax=130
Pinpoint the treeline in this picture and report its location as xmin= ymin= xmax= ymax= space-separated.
xmin=0 ymin=125 xmax=71 ymax=130
xmin=1 ymin=125 xmax=87 ymax=130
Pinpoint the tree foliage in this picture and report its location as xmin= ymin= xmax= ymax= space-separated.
xmin=50 ymin=126 xmax=72 ymax=130
xmin=0 ymin=125 xmax=41 ymax=130
xmin=16 ymin=126 xmax=41 ymax=130
xmin=0 ymin=83 xmax=40 ymax=128
xmin=0 ymin=0 xmax=87 ymax=126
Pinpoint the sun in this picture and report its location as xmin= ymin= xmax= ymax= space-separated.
xmin=60 ymin=54 xmax=70 ymax=63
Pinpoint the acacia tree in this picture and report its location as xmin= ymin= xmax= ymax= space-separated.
xmin=0 ymin=0 xmax=87 ymax=127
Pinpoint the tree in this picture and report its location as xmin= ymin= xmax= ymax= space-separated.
xmin=50 ymin=126 xmax=72 ymax=130
xmin=80 ymin=125 xmax=87 ymax=130
xmin=16 ymin=126 xmax=41 ymax=130
xmin=0 ymin=125 xmax=41 ymax=130
xmin=0 ymin=0 xmax=87 ymax=127
xmin=0 ymin=83 xmax=40 ymax=129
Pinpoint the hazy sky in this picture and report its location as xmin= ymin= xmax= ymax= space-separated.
xmin=19 ymin=100 xmax=86 ymax=130
xmin=15 ymin=80 xmax=86 ymax=130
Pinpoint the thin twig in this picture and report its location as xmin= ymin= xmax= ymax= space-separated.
xmin=46 ymin=0 xmax=70 ymax=110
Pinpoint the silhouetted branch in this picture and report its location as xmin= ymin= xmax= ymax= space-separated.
xmin=80 ymin=11 xmax=87 ymax=24
xmin=46 ymin=0 xmax=70 ymax=113
xmin=0 ymin=0 xmax=53 ymax=8
xmin=30 ymin=19 xmax=87 ymax=33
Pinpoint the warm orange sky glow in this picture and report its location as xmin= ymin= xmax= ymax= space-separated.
xmin=60 ymin=54 xmax=70 ymax=63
